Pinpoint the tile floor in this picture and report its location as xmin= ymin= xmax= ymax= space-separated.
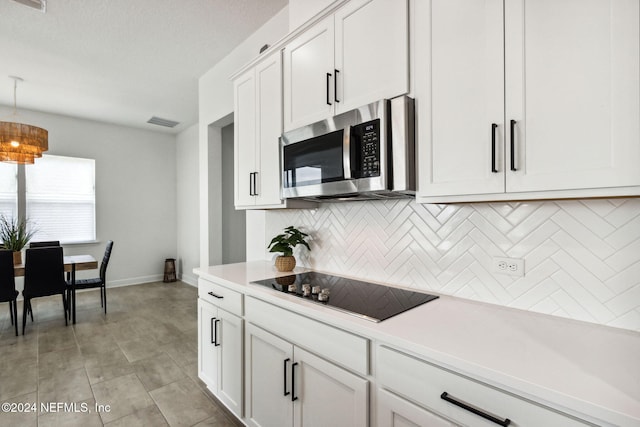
xmin=0 ymin=281 xmax=240 ymax=426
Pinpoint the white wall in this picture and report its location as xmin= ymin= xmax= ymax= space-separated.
xmin=198 ymin=6 xmax=289 ymax=269
xmin=289 ymin=0 xmax=335 ymax=30
xmin=176 ymin=123 xmax=199 ymax=286
xmin=0 ymin=106 xmax=177 ymax=289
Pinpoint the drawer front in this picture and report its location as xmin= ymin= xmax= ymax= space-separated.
xmin=246 ymin=296 xmax=369 ymax=375
xmin=198 ymin=278 xmax=243 ymax=316
xmin=378 ymin=388 xmax=457 ymax=427
xmin=377 ymin=346 xmax=590 ymax=427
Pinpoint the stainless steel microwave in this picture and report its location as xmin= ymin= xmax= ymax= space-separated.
xmin=280 ymin=96 xmax=415 ymax=202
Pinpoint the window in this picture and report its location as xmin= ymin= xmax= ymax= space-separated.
xmin=0 ymin=163 xmax=18 ymax=219
xmin=25 ymin=155 xmax=96 ymax=243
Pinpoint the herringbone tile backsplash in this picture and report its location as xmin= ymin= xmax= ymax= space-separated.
xmin=265 ymin=198 xmax=640 ymax=332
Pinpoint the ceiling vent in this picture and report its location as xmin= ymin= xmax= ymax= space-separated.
xmin=147 ymin=116 xmax=180 ymax=128
xmin=12 ymin=0 xmax=47 ymax=13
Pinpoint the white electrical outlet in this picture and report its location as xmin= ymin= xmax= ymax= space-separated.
xmin=492 ymin=257 xmax=525 ymax=277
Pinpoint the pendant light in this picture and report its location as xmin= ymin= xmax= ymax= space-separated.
xmin=0 ymin=76 xmax=48 ymax=164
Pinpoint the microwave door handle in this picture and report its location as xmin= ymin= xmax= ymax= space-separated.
xmin=343 ymin=125 xmax=352 ymax=179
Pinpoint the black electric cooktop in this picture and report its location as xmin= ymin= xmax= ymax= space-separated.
xmin=251 ymin=271 xmax=438 ymax=322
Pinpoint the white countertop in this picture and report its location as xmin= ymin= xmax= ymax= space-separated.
xmin=195 ymin=261 xmax=640 ymax=426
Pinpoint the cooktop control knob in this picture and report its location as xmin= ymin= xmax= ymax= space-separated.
xmin=318 ymin=288 xmax=330 ymax=301
xmin=302 ymin=285 xmax=311 ymax=297
xmin=312 ymin=286 xmax=321 ymax=295
xmin=288 ymin=284 xmax=297 ymax=293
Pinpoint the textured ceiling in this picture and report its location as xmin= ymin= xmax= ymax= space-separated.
xmin=0 ymin=0 xmax=287 ymax=133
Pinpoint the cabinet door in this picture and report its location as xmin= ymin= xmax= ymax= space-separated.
xmin=234 ymin=69 xmax=257 ymax=207
xmin=505 ymin=0 xmax=640 ymax=192
xmin=377 ymin=389 xmax=456 ymax=427
xmin=293 ymin=347 xmax=368 ymax=427
xmin=283 ymin=16 xmax=335 ymax=131
xmin=218 ymin=309 xmax=244 ymax=418
xmin=417 ymin=0 xmax=505 ymax=198
xmin=245 ymin=323 xmax=294 ymax=427
xmin=334 ymin=0 xmax=409 ymax=114
xmin=198 ymin=299 xmax=219 ymax=393
xmin=255 ymin=52 xmax=285 ymax=207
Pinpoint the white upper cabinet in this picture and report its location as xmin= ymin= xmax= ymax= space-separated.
xmin=283 ymin=17 xmax=335 ymax=131
xmin=505 ymin=0 xmax=640 ymax=193
xmin=417 ymin=0 xmax=505 ymax=197
xmin=234 ymin=70 xmax=257 ymax=208
xmin=418 ymin=0 xmax=640 ymax=202
xmin=283 ymin=0 xmax=409 ymax=131
xmin=334 ymin=0 xmax=409 ymax=114
xmin=234 ymin=51 xmax=287 ymax=209
xmin=255 ymin=55 xmax=285 ymax=206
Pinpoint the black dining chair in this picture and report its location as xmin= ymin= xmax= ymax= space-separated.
xmin=67 ymin=240 xmax=113 ymax=316
xmin=22 ymin=246 xmax=68 ymax=334
xmin=29 ymin=241 xmax=61 ymax=248
xmin=28 ymin=241 xmax=66 ymax=320
xmin=0 ymin=250 xmax=19 ymax=336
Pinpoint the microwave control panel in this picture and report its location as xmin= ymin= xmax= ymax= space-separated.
xmin=352 ymin=119 xmax=381 ymax=178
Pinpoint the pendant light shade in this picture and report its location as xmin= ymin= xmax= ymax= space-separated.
xmin=0 ymin=77 xmax=48 ymax=164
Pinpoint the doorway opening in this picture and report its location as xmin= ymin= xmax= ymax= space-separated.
xmin=220 ymin=123 xmax=245 ymax=264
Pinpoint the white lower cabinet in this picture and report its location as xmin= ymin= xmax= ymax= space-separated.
xmin=378 ymin=389 xmax=456 ymax=427
xmin=244 ymin=323 xmax=292 ymax=427
xmin=377 ymin=345 xmax=591 ymax=427
xmin=245 ymin=321 xmax=368 ymax=427
xmin=197 ymin=298 xmax=243 ymax=417
xmin=198 ymin=299 xmax=218 ymax=389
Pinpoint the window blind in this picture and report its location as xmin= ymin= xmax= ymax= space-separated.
xmin=26 ymin=155 xmax=96 ymax=243
xmin=0 ymin=163 xmax=17 ymax=220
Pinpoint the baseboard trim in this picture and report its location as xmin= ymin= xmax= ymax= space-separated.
xmin=13 ymin=276 xmax=194 ymax=301
xmin=178 ymin=272 xmax=198 ymax=287
xmin=107 ymin=275 xmax=164 ymax=288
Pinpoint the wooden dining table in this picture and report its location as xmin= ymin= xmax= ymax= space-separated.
xmin=14 ymin=254 xmax=98 ymax=324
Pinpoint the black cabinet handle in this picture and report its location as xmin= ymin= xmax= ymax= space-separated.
xmin=249 ymin=172 xmax=258 ymax=196
xmin=210 ymin=317 xmax=216 ymax=344
xmin=326 ymin=73 xmax=332 ymax=105
xmin=207 ymin=291 xmax=223 ymax=299
xmin=253 ymin=172 xmax=258 ymax=196
xmin=213 ymin=319 xmax=220 ymax=347
xmin=283 ymin=358 xmax=290 ymax=396
xmin=491 ymin=123 xmax=498 ymax=173
xmin=441 ymin=392 xmax=511 ymax=426
xmin=291 ymin=362 xmax=299 ymax=402
xmin=334 ymin=69 xmax=340 ymax=103
xmin=510 ymin=120 xmax=517 ymax=171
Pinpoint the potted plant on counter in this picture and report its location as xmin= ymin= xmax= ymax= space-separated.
xmin=268 ymin=226 xmax=310 ymax=272
xmin=0 ymin=214 xmax=37 ymax=265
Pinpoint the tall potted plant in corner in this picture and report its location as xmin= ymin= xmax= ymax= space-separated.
xmin=0 ymin=214 xmax=37 ymax=265
xmin=268 ymin=226 xmax=310 ymax=272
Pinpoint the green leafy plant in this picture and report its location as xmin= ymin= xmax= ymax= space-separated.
xmin=0 ymin=214 xmax=37 ymax=252
xmin=268 ymin=226 xmax=310 ymax=257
